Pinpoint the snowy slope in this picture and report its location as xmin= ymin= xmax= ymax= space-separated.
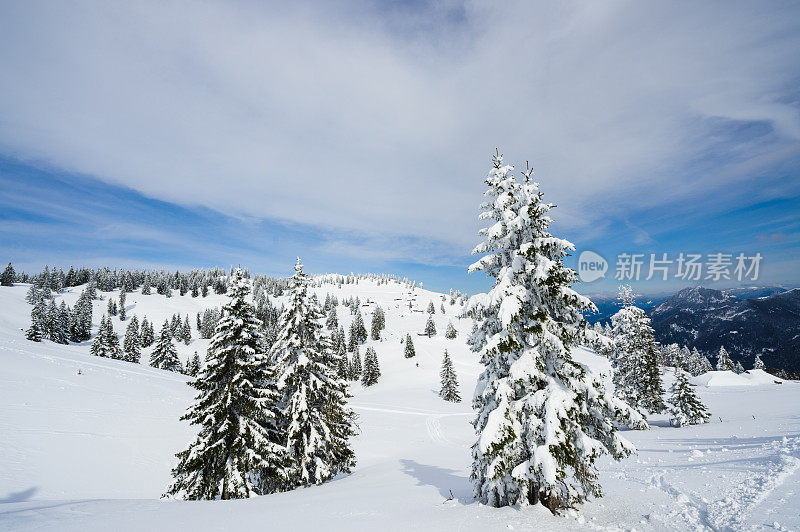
xmin=1 ymin=280 xmax=799 ymax=531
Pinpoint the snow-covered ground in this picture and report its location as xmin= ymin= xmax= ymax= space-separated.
xmin=1 ymin=280 xmax=799 ymax=531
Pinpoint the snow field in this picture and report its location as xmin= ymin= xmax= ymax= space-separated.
xmin=1 ymin=279 xmax=799 ymax=530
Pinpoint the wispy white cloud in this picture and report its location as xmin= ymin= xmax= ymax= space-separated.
xmin=0 ymin=0 xmax=798 ymax=257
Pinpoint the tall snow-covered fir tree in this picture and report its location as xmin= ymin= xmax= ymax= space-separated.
xmin=270 ymin=259 xmax=356 ymax=489
xmin=404 ymin=333 xmax=415 ymax=358
xmin=467 ymin=151 xmax=646 ymax=512
xmin=186 ymin=351 xmax=201 ymax=377
xmin=150 ymin=320 xmax=182 ymax=372
xmin=166 ymin=268 xmax=285 ymax=500
xmin=119 ymin=290 xmax=127 ymax=321
xmin=123 ymin=316 xmax=141 ymax=363
xmin=90 ymin=316 xmax=111 ymax=357
xmin=326 ymin=307 xmax=338 ymax=330
xmin=667 ymin=369 xmax=710 ymax=427
xmin=716 ymin=346 xmax=734 ymax=371
xmin=610 ymin=285 xmax=665 ymax=415
xmin=361 ymin=347 xmax=381 ymax=387
xmin=439 ymin=350 xmax=460 ymax=402
xmin=0 ymin=261 xmax=14 ymax=286
xmin=753 ymin=353 xmax=766 ymax=370
xmin=445 ymin=321 xmax=458 ymax=339
xmin=424 ymin=315 xmax=437 ymax=337
xmin=689 ymin=347 xmax=712 ymax=376
xmin=348 ymin=348 xmax=362 ymax=381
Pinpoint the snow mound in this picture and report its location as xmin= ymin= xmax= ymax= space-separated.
xmin=691 ymin=369 xmax=783 ymax=387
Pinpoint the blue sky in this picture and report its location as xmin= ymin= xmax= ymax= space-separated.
xmin=1 ymin=1 xmax=799 ymax=295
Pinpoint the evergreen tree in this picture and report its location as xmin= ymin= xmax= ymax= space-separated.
xmin=353 ymin=312 xmax=367 ymax=344
xmin=91 ymin=316 xmax=111 ymax=357
xmin=469 ymin=152 xmax=645 ymax=512
xmin=52 ymin=302 xmax=70 ymax=344
xmin=182 ymin=316 xmax=192 ymax=345
xmin=424 ymin=315 xmax=437 ymax=337
xmin=361 ymin=347 xmax=380 ymax=387
xmin=427 ymin=301 xmax=435 ymax=314
xmin=186 ymin=351 xmax=201 ymax=377
xmin=166 ymin=269 xmax=285 ymax=499
xmin=753 ymin=353 xmax=766 ymax=370
xmin=326 ymin=307 xmax=338 ymax=330
xmin=348 ymin=348 xmax=362 ymax=380
xmin=270 ymin=259 xmax=356 ymax=489
xmin=445 ymin=321 xmax=457 ymax=339
xmin=1 ymin=261 xmax=15 ymax=286
xmin=661 ymin=343 xmax=681 ymax=368
xmin=123 ymin=316 xmax=141 ymax=363
xmin=141 ymin=278 xmax=151 ymax=295
xmin=611 ymin=286 xmax=665 ymax=415
xmin=104 ymin=318 xmax=122 ymax=360
xmin=716 ymin=346 xmax=735 ymax=371
xmin=404 ymin=334 xmax=415 ymax=358
xmin=439 ymin=350 xmax=460 ymax=402
xmin=25 ymin=322 xmax=42 ymax=342
xmin=30 ymin=298 xmax=47 ymax=338
xmin=25 ymin=285 xmax=40 ymax=304
xmin=119 ymin=291 xmax=126 ymax=321
xmin=668 ymin=370 xmax=710 ymax=427
xmin=734 ymin=361 xmax=745 ymax=374
xmin=370 ymin=310 xmax=382 ymax=341
xmin=140 ymin=317 xmax=154 ymax=347
xmin=70 ymin=291 xmax=93 ymax=342
xmin=690 ymin=347 xmax=712 ymax=375
xmin=107 ymin=298 xmax=117 ymax=316
xmin=150 ymin=320 xmax=181 ymax=372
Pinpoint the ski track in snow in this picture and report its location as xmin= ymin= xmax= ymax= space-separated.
xmin=650 ymin=435 xmax=800 ymax=531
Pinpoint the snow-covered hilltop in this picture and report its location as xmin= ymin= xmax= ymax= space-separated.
xmin=1 ymin=275 xmax=799 ymax=531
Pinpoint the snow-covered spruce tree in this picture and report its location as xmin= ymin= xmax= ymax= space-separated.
xmin=424 ymin=315 xmax=437 ymax=337
xmin=439 ymin=350 xmax=460 ymax=402
xmin=182 ymin=316 xmax=192 ymax=345
xmin=690 ymin=347 xmax=712 ymax=375
xmin=1 ymin=261 xmax=14 ymax=286
xmin=353 ymin=312 xmax=368 ymax=344
xmin=370 ymin=310 xmax=382 ymax=341
xmin=70 ymin=291 xmax=92 ymax=342
xmin=610 ymin=286 xmax=665 ymax=415
xmin=166 ymin=269 xmax=285 ymax=500
xmin=104 ymin=318 xmax=122 ymax=360
xmin=348 ymin=347 xmax=362 ymax=381
xmin=716 ymin=346 xmax=734 ymax=371
xmin=326 ymin=307 xmax=338 ymax=330
xmin=123 ymin=316 xmax=141 ymax=363
xmin=734 ymin=361 xmax=744 ymax=374
xmin=271 ymin=259 xmax=356 ymax=489
xmin=186 ymin=351 xmax=201 ymax=377
xmin=55 ymin=302 xmax=71 ymax=344
xmin=404 ymin=333 xmax=416 ymax=358
xmin=468 ymin=152 xmax=645 ymax=512
xmin=150 ymin=320 xmax=182 ymax=372
xmin=668 ymin=370 xmax=710 ymax=427
xmin=91 ymin=316 xmax=110 ymax=357
xmin=445 ymin=321 xmax=457 ymax=339
xmin=427 ymin=301 xmax=436 ymax=314
xmin=119 ymin=291 xmax=126 ymax=321
xmin=753 ymin=353 xmax=766 ymax=370
xmin=361 ymin=347 xmax=380 ymax=387
xmin=140 ymin=317 xmax=154 ymax=347
xmin=25 ymin=321 xmax=42 ymax=342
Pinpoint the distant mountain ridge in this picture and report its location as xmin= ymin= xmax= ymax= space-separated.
xmin=647 ymin=286 xmax=800 ymax=374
